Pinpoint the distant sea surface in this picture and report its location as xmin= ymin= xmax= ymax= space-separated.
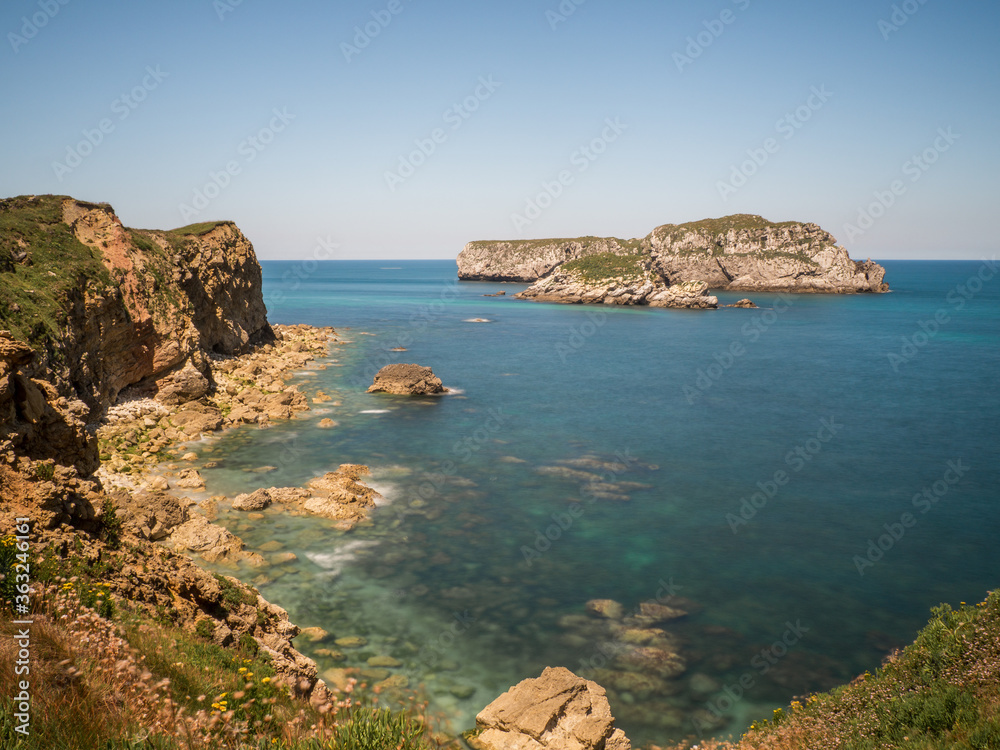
xmin=189 ymin=259 xmax=1000 ymax=745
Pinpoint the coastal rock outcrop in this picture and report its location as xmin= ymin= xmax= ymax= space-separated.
xmin=239 ymin=465 xmax=381 ymax=530
xmin=459 ymin=214 xmax=888 ymax=294
xmin=472 ymin=667 xmax=631 ymax=750
xmin=0 ymin=331 xmax=97 ymax=476
xmin=0 ymin=194 xmax=274 ymax=422
xmin=513 ymin=253 xmax=718 ymax=309
xmin=367 ymin=363 xmax=446 ymax=395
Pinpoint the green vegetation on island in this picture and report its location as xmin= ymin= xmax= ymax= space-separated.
xmin=559 ymin=251 xmax=654 ymax=283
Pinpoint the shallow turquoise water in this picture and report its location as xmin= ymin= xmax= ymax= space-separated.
xmin=186 ymin=259 xmax=1000 ymax=744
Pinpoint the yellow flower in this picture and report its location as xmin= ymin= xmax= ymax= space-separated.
xmin=262 ymin=677 xmax=270 ymax=684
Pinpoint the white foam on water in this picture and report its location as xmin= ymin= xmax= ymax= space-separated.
xmin=305 ymin=540 xmax=378 ymax=578
xmin=316 ymin=539 xmax=376 ymax=563
xmin=365 ymin=479 xmax=396 ymax=506
xmin=444 ymin=388 xmax=465 ymax=395
xmin=463 ymin=318 xmax=492 ymax=323
xmin=360 ymin=409 xmax=391 ymax=414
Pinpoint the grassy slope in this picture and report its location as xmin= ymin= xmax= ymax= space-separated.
xmin=558 ymin=251 xmax=653 ymax=283
xmin=676 ymin=590 xmax=1000 ymax=750
xmin=0 ymin=196 xmax=115 ymax=354
xmin=0 ymin=529 xmax=441 ymax=750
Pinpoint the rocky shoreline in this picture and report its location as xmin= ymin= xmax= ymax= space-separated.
xmin=95 ymin=323 xmax=385 ymax=558
xmin=0 ymin=319 xmax=385 ymax=708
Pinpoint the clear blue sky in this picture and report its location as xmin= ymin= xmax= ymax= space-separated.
xmin=2 ymin=0 xmax=997 ymax=259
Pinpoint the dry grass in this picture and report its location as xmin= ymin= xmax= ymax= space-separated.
xmin=0 ymin=581 xmax=443 ymax=749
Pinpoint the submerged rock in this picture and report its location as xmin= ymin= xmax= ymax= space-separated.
xmin=729 ymin=298 xmax=758 ymax=308
xmin=586 ymin=599 xmax=625 ymax=620
xmin=367 ymin=363 xmax=447 ymax=395
xmin=616 ymin=646 xmax=687 ymax=679
xmin=473 ymin=666 xmax=631 ymax=750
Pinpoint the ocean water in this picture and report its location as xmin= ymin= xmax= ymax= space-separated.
xmin=183 ymin=259 xmax=1000 ymax=745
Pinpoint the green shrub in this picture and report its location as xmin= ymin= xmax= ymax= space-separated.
xmin=34 ymin=461 xmax=55 ymax=481
xmin=326 ymin=706 xmax=431 ymax=750
xmin=99 ymin=497 xmax=123 ymax=550
xmin=237 ymin=632 xmax=259 ymax=657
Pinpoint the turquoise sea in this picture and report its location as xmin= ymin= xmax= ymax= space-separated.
xmin=185 ymin=259 xmax=1000 ymax=745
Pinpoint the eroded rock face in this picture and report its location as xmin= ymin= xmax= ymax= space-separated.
xmin=473 ymin=666 xmax=631 ymax=750
xmin=0 ymin=332 xmax=97 ymax=476
xmin=367 ymin=364 xmax=446 ymax=395
xmin=458 ymin=238 xmax=641 ymax=282
xmin=515 ymin=274 xmax=718 ymax=309
xmin=648 ymin=218 xmax=888 ymax=293
xmin=2 ymin=196 xmax=274 ymax=420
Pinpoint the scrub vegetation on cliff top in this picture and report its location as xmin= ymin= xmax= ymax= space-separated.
xmin=466 ymin=235 xmax=648 ymax=254
xmin=652 ymin=216 xmax=822 ymax=264
xmin=668 ymin=590 xmax=1000 ymax=750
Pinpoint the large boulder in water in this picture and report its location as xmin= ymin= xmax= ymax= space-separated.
xmin=473 ymin=666 xmax=631 ymax=750
xmin=367 ymin=364 xmax=446 ymax=395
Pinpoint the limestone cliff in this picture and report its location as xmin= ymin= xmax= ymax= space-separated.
xmin=0 ymin=194 xmax=274 ymax=473
xmin=648 ymin=216 xmax=888 ymax=293
xmin=458 ymin=236 xmax=645 ymax=282
xmin=0 ymin=195 xmax=273 ymax=412
xmin=458 ymin=215 xmax=888 ymax=293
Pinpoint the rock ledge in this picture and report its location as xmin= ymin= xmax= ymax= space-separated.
xmin=472 ymin=666 xmax=631 ymax=750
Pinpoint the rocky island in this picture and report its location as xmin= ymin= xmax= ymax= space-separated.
xmin=458 ymin=214 xmax=889 ymax=298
